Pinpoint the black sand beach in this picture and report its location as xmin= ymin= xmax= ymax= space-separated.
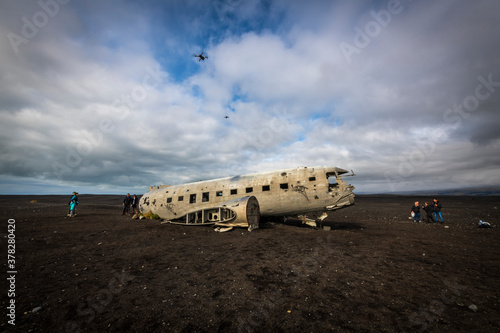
xmin=1 ymin=195 xmax=499 ymax=332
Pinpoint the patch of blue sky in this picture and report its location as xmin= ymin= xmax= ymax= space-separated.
xmin=191 ymin=85 xmax=203 ymax=99
xmin=310 ymin=113 xmax=325 ymax=121
xmin=308 ymin=108 xmax=343 ymax=127
xmin=211 ymin=0 xmax=285 ymax=34
xmin=309 ymin=108 xmax=334 ymax=122
xmin=146 ymin=0 xmax=285 ymax=83
xmin=222 ymin=85 xmax=248 ymax=111
xmin=222 ymin=104 xmax=236 ymax=116
xmin=143 ymin=2 xmax=211 ymax=81
xmin=296 ymin=134 xmax=306 ymax=142
xmin=231 ymin=91 xmax=248 ymax=103
xmin=150 ymin=36 xmax=203 ymax=83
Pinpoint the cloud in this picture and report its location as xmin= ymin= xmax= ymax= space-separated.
xmin=0 ymin=0 xmax=499 ymax=194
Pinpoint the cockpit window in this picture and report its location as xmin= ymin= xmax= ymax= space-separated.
xmin=326 ymin=172 xmax=339 ymax=192
xmin=328 ymin=176 xmax=338 ymax=186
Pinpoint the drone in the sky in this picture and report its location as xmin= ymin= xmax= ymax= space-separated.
xmin=193 ymin=52 xmax=208 ymax=62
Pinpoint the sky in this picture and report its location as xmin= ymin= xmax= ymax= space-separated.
xmin=1 ymin=0 xmax=499 ymax=195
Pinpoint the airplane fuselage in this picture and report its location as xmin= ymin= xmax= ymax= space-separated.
xmin=139 ymin=166 xmax=355 ymax=222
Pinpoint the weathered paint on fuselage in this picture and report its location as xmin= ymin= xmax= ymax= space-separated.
xmin=139 ymin=166 xmax=355 ymax=220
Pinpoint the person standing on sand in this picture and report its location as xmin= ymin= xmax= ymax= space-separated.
xmin=67 ymin=191 xmax=75 ymax=216
xmin=422 ymin=202 xmax=435 ymax=223
xmin=131 ymin=194 xmax=139 ymax=214
xmin=433 ymin=198 xmax=444 ymax=223
xmin=68 ymin=192 xmax=79 ymax=217
xmin=411 ymin=201 xmax=421 ymax=222
xmin=122 ymin=193 xmax=132 ymax=215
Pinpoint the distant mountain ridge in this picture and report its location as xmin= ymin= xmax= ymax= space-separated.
xmin=382 ymin=186 xmax=500 ymax=196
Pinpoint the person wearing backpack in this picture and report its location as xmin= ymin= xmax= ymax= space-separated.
xmin=68 ymin=192 xmax=79 ymax=217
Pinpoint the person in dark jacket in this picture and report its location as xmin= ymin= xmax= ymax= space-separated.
xmin=131 ymin=194 xmax=139 ymax=214
xmin=122 ymin=193 xmax=132 ymax=215
xmin=433 ymin=198 xmax=444 ymax=223
xmin=411 ymin=201 xmax=421 ymax=222
xmin=422 ymin=202 xmax=435 ymax=223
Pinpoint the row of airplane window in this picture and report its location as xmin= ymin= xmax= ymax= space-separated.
xmin=165 ymin=179 xmax=315 ymax=204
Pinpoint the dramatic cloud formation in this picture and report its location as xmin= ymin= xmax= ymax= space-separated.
xmin=1 ymin=0 xmax=499 ymax=194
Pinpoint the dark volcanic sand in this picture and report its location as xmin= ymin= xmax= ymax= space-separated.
xmin=1 ymin=195 xmax=499 ymax=332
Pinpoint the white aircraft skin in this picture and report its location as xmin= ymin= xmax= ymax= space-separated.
xmin=139 ymin=166 xmax=355 ymax=228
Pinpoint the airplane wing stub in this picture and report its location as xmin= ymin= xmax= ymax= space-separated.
xmin=168 ymin=196 xmax=260 ymax=231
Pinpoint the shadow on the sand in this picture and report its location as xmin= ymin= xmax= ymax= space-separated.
xmin=260 ymin=218 xmax=364 ymax=231
xmin=320 ymin=221 xmax=364 ymax=230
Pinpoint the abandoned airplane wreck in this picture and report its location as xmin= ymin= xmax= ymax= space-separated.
xmin=139 ymin=166 xmax=355 ymax=231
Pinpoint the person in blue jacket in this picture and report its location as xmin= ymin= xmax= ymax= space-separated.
xmin=433 ymin=198 xmax=444 ymax=223
xmin=68 ymin=192 xmax=79 ymax=217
